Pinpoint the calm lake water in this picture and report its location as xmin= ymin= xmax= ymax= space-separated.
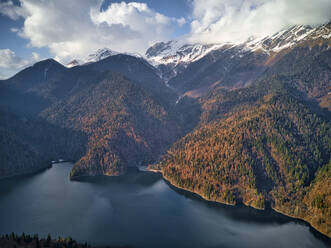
xmin=0 ymin=163 xmax=330 ymax=248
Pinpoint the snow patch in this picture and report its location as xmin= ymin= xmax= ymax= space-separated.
xmin=65 ymin=48 xmax=144 ymax=68
xmin=146 ymin=40 xmax=226 ymax=66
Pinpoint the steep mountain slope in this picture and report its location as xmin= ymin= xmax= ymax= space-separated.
xmin=0 ymin=107 xmax=87 ymax=178
xmin=0 ymin=126 xmax=43 ymax=179
xmin=0 ymin=59 xmax=101 ymax=116
xmin=3 ymin=59 xmax=68 ymax=93
xmin=146 ymin=41 xmax=225 ymax=82
xmin=149 ymin=23 xmax=331 ymax=237
xmin=261 ymin=43 xmax=331 ymax=111
xmin=0 ymin=52 xmax=180 ymax=178
xmin=168 ymin=45 xmax=268 ymax=95
xmin=0 ymin=109 xmax=87 ymax=173
xmin=303 ymin=160 xmax=331 ymax=237
xmin=146 ymin=41 xmax=222 ymax=66
xmin=1 ymin=51 xmax=172 ymax=111
xmin=84 ymin=54 xmax=177 ymax=104
xmin=66 ymin=47 xmax=144 ymax=67
xmin=66 ymin=48 xmax=119 ymax=68
xmin=0 ymin=59 xmax=93 ymax=177
xmin=147 ymin=23 xmax=330 ymax=99
xmin=86 ymin=48 xmax=120 ymax=63
xmin=245 ymin=23 xmax=331 ymax=53
xmin=197 ymin=46 xmax=331 ymax=124
xmin=0 ymin=19 xmax=330 ymax=239
xmin=40 ymin=72 xmax=182 ymax=177
xmin=146 ymin=23 xmax=330 ymax=70
xmin=155 ymin=80 xmax=331 ymax=236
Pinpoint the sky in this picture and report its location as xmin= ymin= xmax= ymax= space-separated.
xmin=0 ymin=0 xmax=330 ymax=79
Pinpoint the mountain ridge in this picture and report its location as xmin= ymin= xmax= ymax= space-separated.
xmin=146 ymin=23 xmax=331 ymax=83
xmin=0 ymin=20 xmax=330 ymax=238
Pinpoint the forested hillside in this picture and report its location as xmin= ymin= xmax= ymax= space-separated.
xmin=0 ymin=109 xmax=87 ymax=178
xmin=0 ymin=55 xmax=182 ymax=178
xmin=153 ymin=26 xmax=331 ymax=237
xmin=0 ymin=22 xmax=330 ymax=238
xmin=156 ymin=76 xmax=331 ymax=236
xmin=41 ymin=72 xmax=183 ymax=177
xmin=0 ymin=127 xmax=43 ymax=179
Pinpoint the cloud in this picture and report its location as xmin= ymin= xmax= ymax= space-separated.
xmin=0 ymin=49 xmax=25 ymax=69
xmin=2 ymin=0 xmax=185 ymax=64
xmin=2 ymin=0 xmax=330 ymax=69
xmin=0 ymin=49 xmax=40 ymax=79
xmin=187 ymin=0 xmax=331 ymax=44
xmin=0 ymin=0 xmax=26 ymax=20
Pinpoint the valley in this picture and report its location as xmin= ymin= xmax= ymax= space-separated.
xmin=0 ymin=22 xmax=330 ymax=241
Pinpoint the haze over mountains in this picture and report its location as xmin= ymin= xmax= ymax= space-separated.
xmin=0 ymin=22 xmax=330 ymax=238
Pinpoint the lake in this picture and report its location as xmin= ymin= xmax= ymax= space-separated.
xmin=0 ymin=162 xmax=330 ymax=248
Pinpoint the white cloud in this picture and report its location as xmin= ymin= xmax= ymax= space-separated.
xmin=0 ymin=0 xmax=27 ymax=20
xmin=176 ymin=17 xmax=186 ymax=27
xmin=1 ymin=0 xmax=330 ymax=70
xmin=0 ymin=49 xmax=25 ymax=69
xmin=2 ymin=0 xmax=185 ymax=64
xmin=0 ymin=49 xmax=40 ymax=79
xmin=187 ymin=0 xmax=331 ymax=44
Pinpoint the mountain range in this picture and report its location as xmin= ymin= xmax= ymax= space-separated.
xmin=0 ymin=22 xmax=330 ymax=237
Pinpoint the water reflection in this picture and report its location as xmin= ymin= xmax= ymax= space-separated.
xmin=0 ymin=163 xmax=329 ymax=248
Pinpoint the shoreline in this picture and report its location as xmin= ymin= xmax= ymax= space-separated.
xmin=271 ymin=206 xmax=331 ymax=240
xmin=162 ymin=173 xmax=236 ymax=207
xmin=147 ymin=167 xmax=331 ymax=240
xmin=0 ymin=164 xmax=52 ymax=181
xmin=6 ymin=163 xmax=328 ymax=240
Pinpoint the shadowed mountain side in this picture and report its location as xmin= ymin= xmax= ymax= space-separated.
xmin=38 ymin=72 xmax=184 ymax=178
xmin=0 ymin=110 xmax=88 ymax=178
xmin=0 ymin=53 xmax=185 ymax=179
xmin=0 ymin=127 xmax=44 ymax=179
xmin=168 ymin=47 xmax=268 ymax=95
xmin=84 ymin=54 xmax=178 ymax=105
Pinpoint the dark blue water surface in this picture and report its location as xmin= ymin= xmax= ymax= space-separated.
xmin=0 ymin=163 xmax=330 ymax=248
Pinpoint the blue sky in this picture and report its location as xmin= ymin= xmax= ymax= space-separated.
xmin=0 ymin=0 xmax=191 ymax=62
xmin=102 ymin=0 xmax=192 ymax=39
xmin=102 ymin=0 xmax=191 ymax=20
xmin=0 ymin=0 xmax=330 ymax=79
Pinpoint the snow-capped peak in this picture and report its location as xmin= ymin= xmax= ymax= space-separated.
xmin=86 ymin=48 xmax=145 ymax=63
xmin=146 ymin=23 xmax=330 ymax=69
xmin=66 ymin=59 xmax=81 ymax=68
xmin=65 ymin=48 xmax=145 ymax=68
xmin=145 ymin=40 xmax=227 ymax=66
xmin=244 ymin=23 xmax=330 ymax=53
xmin=86 ymin=48 xmax=120 ymax=63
